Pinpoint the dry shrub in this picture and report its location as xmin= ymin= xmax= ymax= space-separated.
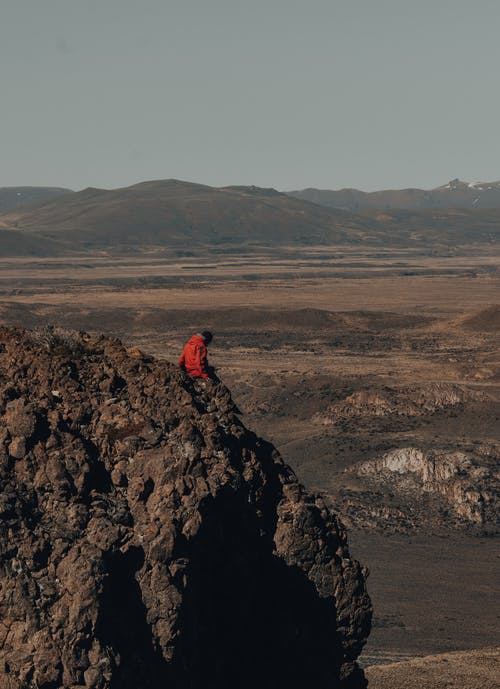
xmin=29 ymin=325 xmax=86 ymax=358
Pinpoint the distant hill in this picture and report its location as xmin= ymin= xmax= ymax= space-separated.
xmin=360 ymin=206 xmax=500 ymax=246
xmin=288 ymin=178 xmax=500 ymax=211
xmin=0 ymin=179 xmax=378 ymax=256
xmin=0 ymin=228 xmax=66 ymax=257
xmin=0 ymin=186 xmax=72 ymax=214
xmin=0 ymin=179 xmax=499 ymax=256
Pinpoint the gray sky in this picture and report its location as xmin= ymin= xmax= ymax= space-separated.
xmin=1 ymin=0 xmax=500 ymax=191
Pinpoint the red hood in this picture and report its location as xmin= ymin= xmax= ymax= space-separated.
xmin=188 ymin=334 xmax=206 ymax=346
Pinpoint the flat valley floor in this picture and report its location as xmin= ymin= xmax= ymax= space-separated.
xmin=2 ymin=246 xmax=499 ymax=679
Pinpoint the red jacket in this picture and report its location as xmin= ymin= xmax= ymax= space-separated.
xmin=178 ymin=334 xmax=210 ymax=379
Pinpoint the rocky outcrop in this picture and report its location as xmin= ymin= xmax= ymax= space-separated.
xmin=336 ymin=446 xmax=499 ymax=533
xmin=0 ymin=327 xmax=371 ymax=689
xmin=317 ymin=383 xmax=487 ymax=424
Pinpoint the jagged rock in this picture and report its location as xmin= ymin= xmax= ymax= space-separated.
xmin=336 ymin=446 xmax=499 ymax=533
xmin=0 ymin=327 xmax=371 ymax=689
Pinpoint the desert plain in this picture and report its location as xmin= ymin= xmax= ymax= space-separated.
xmin=1 ymin=244 xmax=499 ymax=687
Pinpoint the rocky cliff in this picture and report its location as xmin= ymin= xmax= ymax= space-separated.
xmin=0 ymin=327 xmax=371 ymax=689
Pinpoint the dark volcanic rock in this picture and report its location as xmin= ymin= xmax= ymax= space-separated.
xmin=0 ymin=327 xmax=371 ymax=689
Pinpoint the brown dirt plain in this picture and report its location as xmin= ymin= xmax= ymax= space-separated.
xmin=365 ymin=646 xmax=500 ymax=689
xmin=1 ymin=245 xmax=499 ymax=684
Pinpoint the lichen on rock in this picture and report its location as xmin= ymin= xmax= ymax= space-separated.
xmin=0 ymin=327 xmax=371 ymax=689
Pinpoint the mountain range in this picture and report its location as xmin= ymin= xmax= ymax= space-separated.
xmin=0 ymin=179 xmax=499 ymax=256
xmin=288 ymin=178 xmax=500 ymax=211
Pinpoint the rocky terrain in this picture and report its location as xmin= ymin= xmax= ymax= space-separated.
xmin=0 ymin=252 xmax=498 ymax=674
xmin=231 ymin=371 xmax=500 ymax=534
xmin=1 ymin=286 xmax=497 ymax=538
xmin=0 ymin=326 xmax=371 ymax=689
xmin=338 ymin=446 xmax=499 ymax=531
xmin=312 ymin=383 xmax=499 ymax=532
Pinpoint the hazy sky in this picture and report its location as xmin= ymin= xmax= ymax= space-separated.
xmin=1 ymin=0 xmax=500 ymax=191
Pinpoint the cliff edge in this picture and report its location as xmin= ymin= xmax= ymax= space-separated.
xmin=0 ymin=327 xmax=371 ymax=689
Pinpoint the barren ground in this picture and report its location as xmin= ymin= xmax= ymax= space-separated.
xmin=2 ymin=246 xmax=499 ymax=678
xmin=365 ymin=646 xmax=499 ymax=689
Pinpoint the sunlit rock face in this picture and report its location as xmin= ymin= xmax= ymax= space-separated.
xmin=339 ymin=447 xmax=499 ymax=532
xmin=356 ymin=447 xmax=498 ymax=523
xmin=0 ymin=327 xmax=371 ymax=689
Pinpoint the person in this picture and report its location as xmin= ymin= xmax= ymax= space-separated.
xmin=178 ymin=331 xmax=213 ymax=380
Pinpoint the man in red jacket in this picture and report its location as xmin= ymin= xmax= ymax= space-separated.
xmin=178 ymin=331 xmax=213 ymax=380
